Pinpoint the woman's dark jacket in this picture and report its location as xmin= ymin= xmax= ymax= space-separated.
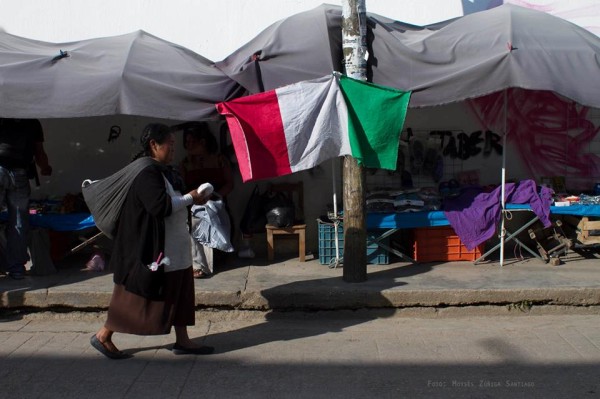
xmin=110 ymin=164 xmax=173 ymax=285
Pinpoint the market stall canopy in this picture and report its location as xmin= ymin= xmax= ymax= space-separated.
xmin=217 ymin=3 xmax=600 ymax=109
xmin=0 ymin=30 xmax=244 ymax=120
xmin=215 ymin=4 xmax=343 ymax=94
xmin=370 ymin=3 xmax=600 ymax=108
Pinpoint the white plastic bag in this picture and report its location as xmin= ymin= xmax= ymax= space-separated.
xmin=191 ymin=199 xmax=234 ymax=252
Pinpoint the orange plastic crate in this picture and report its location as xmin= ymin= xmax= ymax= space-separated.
xmin=413 ymin=226 xmax=484 ymax=262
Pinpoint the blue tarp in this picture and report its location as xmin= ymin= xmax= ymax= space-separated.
xmin=0 ymin=212 xmax=95 ymax=231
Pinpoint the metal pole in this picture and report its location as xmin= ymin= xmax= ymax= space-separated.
xmin=500 ymin=90 xmax=508 ymax=267
xmin=332 ymin=159 xmax=341 ymax=268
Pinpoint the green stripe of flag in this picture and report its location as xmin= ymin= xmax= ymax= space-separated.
xmin=338 ymin=75 xmax=411 ymax=170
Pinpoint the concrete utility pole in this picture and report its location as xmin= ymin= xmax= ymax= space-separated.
xmin=341 ymin=0 xmax=367 ymax=282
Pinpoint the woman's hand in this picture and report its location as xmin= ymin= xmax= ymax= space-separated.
xmin=189 ymin=189 xmax=209 ymax=205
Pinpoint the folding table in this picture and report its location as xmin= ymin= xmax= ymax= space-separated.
xmin=366 ymin=210 xmax=450 ymax=263
xmin=473 ymin=204 xmax=600 ymax=264
xmin=473 ymin=205 xmax=544 ymax=263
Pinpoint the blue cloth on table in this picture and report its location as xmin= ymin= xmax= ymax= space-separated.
xmin=547 ymin=204 xmax=600 ymax=217
xmin=367 ymin=204 xmax=600 ymax=231
xmin=0 ymin=212 xmax=95 ymax=231
xmin=508 ymin=203 xmax=600 ymax=217
xmin=443 ymin=180 xmax=553 ymax=251
xmin=367 ymin=210 xmax=449 ymax=230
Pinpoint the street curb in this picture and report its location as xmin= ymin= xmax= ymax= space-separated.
xmin=3 ymin=287 xmax=600 ymax=311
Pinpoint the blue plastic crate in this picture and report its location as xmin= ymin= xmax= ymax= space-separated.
xmin=317 ymin=219 xmax=389 ymax=265
xmin=318 ymin=219 xmax=344 ymax=265
xmin=366 ymin=231 xmax=390 ymax=265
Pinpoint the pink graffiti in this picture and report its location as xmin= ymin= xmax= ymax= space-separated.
xmin=468 ymin=89 xmax=600 ymax=191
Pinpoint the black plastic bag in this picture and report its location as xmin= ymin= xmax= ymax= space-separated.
xmin=82 ymin=157 xmax=156 ymax=239
xmin=240 ymin=185 xmax=268 ymax=234
xmin=263 ymin=192 xmax=295 ymax=227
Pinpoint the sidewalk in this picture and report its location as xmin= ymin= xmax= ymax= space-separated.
xmin=2 ymin=248 xmax=600 ymax=311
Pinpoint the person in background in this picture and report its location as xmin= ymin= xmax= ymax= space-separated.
xmin=91 ymin=123 xmax=213 ymax=359
xmin=0 ymin=118 xmax=52 ymax=280
xmin=178 ymin=122 xmax=235 ymax=279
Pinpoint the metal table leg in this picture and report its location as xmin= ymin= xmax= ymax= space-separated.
xmin=366 ymin=228 xmax=416 ymax=263
xmin=474 ymin=212 xmax=542 ymax=264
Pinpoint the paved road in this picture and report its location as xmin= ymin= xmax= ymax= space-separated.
xmin=1 ymin=310 xmax=599 ymax=398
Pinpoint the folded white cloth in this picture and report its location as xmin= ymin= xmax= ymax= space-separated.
xmin=198 ymin=182 xmax=214 ymax=197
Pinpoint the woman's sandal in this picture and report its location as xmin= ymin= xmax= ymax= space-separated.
xmin=90 ymin=335 xmax=131 ymax=360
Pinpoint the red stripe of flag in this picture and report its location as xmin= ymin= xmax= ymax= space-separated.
xmin=217 ymin=90 xmax=292 ymax=182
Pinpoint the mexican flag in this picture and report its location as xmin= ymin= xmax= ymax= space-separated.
xmin=216 ymin=74 xmax=411 ymax=182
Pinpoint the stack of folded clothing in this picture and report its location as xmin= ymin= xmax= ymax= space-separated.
xmin=366 ymin=190 xmax=397 ymax=213
xmin=367 ymin=187 xmax=445 ymax=213
xmin=394 ymin=190 xmax=425 ymax=212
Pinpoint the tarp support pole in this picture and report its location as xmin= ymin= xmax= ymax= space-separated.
xmin=500 ymin=89 xmax=508 ymax=267
xmin=332 ymin=159 xmax=341 ymax=268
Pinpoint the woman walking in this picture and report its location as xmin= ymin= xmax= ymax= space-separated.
xmin=90 ymin=123 xmax=213 ymax=359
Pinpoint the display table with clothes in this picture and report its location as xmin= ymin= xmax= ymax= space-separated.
xmin=365 ymin=180 xmax=600 ymax=264
xmin=366 ymin=180 xmax=551 ymax=263
xmin=0 ymin=210 xmax=96 ymax=275
xmin=367 ymin=205 xmax=600 ymax=264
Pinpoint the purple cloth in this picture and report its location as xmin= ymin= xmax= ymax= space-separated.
xmin=443 ymin=180 xmax=553 ymax=250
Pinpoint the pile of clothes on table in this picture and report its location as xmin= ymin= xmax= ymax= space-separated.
xmin=366 ymin=187 xmax=442 ymax=213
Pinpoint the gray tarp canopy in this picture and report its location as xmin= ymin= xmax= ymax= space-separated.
xmin=215 ymin=4 xmax=344 ymax=94
xmin=0 ymin=30 xmax=244 ymax=120
xmin=215 ymin=4 xmax=428 ymax=95
xmin=216 ymin=3 xmax=600 ymax=109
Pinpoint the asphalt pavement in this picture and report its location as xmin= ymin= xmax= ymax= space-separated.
xmin=1 ymin=310 xmax=599 ymax=398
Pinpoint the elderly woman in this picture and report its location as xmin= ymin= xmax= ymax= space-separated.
xmin=90 ymin=123 xmax=213 ymax=359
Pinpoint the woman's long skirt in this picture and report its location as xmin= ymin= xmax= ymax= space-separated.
xmin=105 ymin=266 xmax=195 ymax=335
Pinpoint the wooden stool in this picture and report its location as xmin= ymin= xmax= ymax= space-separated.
xmin=265 ymin=182 xmax=306 ymax=262
xmin=266 ymin=223 xmax=306 ymax=262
